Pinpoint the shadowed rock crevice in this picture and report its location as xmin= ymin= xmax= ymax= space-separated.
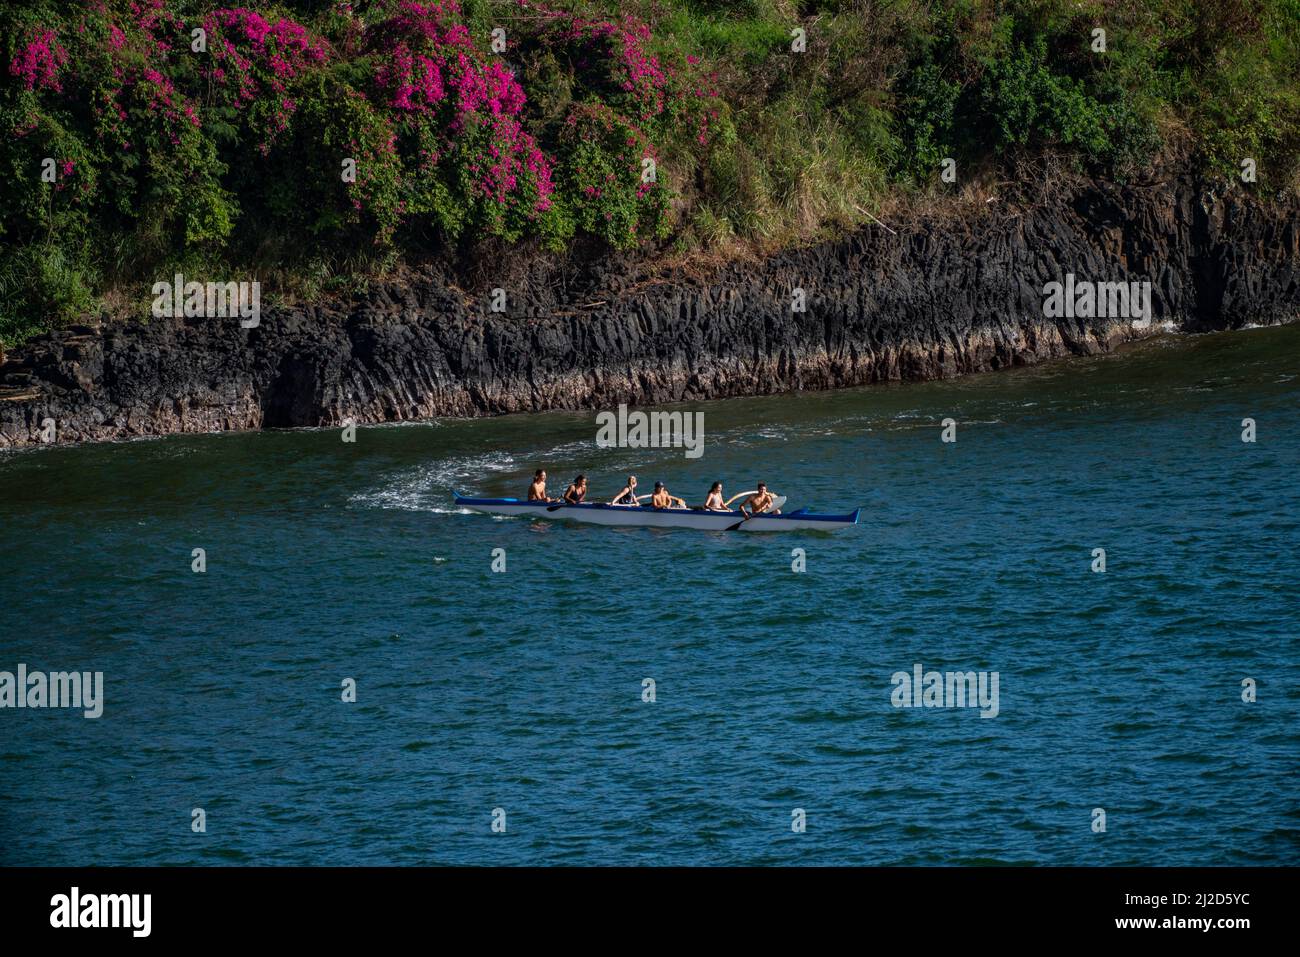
xmin=1 ymin=178 xmax=1296 ymax=448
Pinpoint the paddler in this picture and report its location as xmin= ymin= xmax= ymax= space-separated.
xmin=527 ymin=469 xmax=554 ymax=501
xmin=563 ymin=474 xmax=588 ymax=504
xmin=650 ymin=481 xmax=686 ymax=509
xmin=739 ymin=482 xmax=780 ymax=517
xmin=609 ymin=475 xmax=640 ymax=506
xmin=703 ymin=482 xmax=727 ymax=511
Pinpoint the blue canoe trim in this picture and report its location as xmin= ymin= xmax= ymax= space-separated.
xmin=454 ymin=494 xmax=860 ymax=524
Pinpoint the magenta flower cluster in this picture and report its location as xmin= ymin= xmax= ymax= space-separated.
xmin=518 ymin=0 xmax=716 ymax=142
xmin=383 ymin=46 xmax=446 ymax=112
xmin=8 ymin=28 xmax=70 ymax=92
xmin=475 ymin=114 xmax=555 ymax=209
xmin=566 ymin=17 xmax=670 ymax=120
xmin=202 ymin=7 xmax=331 ymax=152
xmin=141 ymin=66 xmax=201 ymax=138
xmin=514 ymin=1 xmax=674 ymax=122
xmin=369 ymin=1 xmax=552 ymax=212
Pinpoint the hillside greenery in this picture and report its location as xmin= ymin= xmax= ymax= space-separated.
xmin=3 ymin=0 xmax=1298 ymax=345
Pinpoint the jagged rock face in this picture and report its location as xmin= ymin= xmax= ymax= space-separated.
xmin=1 ymin=179 xmax=1296 ymax=448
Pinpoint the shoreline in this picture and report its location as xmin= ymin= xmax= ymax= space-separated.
xmin=0 ymin=323 xmax=1260 ymax=456
xmin=1 ymin=176 xmax=1296 ymax=450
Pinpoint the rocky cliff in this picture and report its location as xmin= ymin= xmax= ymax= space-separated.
xmin=2 ymin=177 xmax=1296 ymax=448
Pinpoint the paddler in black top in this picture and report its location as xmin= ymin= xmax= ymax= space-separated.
xmin=563 ymin=475 xmax=588 ymax=503
xmin=609 ymin=475 xmax=640 ymax=505
xmin=740 ymin=483 xmax=780 ymax=516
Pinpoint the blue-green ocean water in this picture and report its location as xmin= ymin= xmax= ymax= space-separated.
xmin=1 ymin=325 xmax=1297 ymax=866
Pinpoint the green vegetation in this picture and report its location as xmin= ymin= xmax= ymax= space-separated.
xmin=2 ymin=0 xmax=1298 ymax=346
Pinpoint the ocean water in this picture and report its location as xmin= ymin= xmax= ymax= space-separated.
xmin=1 ymin=325 xmax=1297 ymax=866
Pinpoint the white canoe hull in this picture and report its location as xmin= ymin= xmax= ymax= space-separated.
xmin=454 ymin=495 xmax=859 ymax=532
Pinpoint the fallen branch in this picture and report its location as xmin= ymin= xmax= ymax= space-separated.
xmin=854 ymin=205 xmax=897 ymax=235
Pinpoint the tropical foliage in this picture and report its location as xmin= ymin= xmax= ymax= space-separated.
xmin=2 ymin=0 xmax=1297 ymax=344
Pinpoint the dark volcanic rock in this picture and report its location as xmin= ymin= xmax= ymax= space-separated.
xmin=1 ymin=177 xmax=1297 ymax=448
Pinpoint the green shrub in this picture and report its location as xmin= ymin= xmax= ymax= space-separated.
xmin=555 ymin=103 xmax=669 ymax=249
xmin=0 ymin=244 xmax=95 ymax=347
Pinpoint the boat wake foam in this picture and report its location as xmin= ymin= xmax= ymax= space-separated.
xmin=348 ymin=451 xmax=517 ymax=512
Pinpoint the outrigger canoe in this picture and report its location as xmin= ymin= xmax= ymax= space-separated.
xmin=453 ymin=492 xmax=860 ymax=532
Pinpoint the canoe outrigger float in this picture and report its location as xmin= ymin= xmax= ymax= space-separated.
xmin=453 ymin=492 xmax=860 ymax=532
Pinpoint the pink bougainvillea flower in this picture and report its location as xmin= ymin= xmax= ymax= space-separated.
xmin=8 ymin=28 xmax=69 ymax=92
